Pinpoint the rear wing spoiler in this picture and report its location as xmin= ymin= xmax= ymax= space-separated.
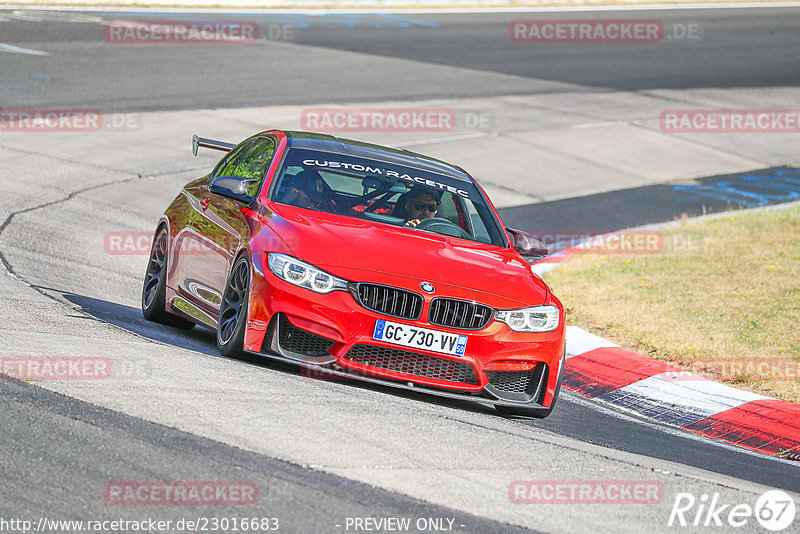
xmin=192 ymin=134 xmax=235 ymax=156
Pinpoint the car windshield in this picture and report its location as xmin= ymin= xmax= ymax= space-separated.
xmin=270 ymin=148 xmax=506 ymax=247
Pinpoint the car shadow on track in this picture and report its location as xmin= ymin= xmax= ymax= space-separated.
xmin=63 ymin=293 xmax=221 ymax=356
xmin=62 ymin=293 xmax=499 ymax=418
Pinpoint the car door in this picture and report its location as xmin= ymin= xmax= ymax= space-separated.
xmin=180 ymin=136 xmax=277 ymax=324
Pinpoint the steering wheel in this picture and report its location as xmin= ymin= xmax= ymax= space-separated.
xmin=318 ymin=189 xmax=340 ymax=213
xmin=412 ymin=217 xmax=471 ymax=239
xmin=312 ymin=179 xmax=341 ymax=214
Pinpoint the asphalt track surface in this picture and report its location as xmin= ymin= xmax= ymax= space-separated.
xmin=2 ymin=7 xmax=799 ymax=111
xmin=1 ymin=378 xmax=530 ymax=534
xmin=2 ymin=6 xmax=800 ymax=533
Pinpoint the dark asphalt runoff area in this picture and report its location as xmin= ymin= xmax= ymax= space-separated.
xmin=2 ymin=8 xmax=800 ymax=111
xmin=498 ymin=166 xmax=800 ymax=236
xmin=2 ymin=6 xmax=800 ymax=531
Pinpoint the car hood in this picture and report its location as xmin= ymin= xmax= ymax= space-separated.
xmin=265 ymin=207 xmax=549 ymax=308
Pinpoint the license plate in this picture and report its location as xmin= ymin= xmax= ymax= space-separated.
xmin=372 ymin=319 xmax=467 ymax=356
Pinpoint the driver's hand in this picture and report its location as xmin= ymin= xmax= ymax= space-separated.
xmin=405 ymin=219 xmax=421 ymax=227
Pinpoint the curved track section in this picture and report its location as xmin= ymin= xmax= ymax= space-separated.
xmin=1 ymin=6 xmax=799 ymax=532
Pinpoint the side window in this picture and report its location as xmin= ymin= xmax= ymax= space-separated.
xmin=231 ymin=137 xmax=277 ymax=182
xmin=214 ymin=140 xmax=255 ymax=178
xmin=212 ymin=137 xmax=276 ymax=198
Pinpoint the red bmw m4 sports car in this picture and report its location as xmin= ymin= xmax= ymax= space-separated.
xmin=142 ymin=130 xmax=565 ymax=417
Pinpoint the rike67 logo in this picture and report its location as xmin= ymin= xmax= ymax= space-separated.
xmin=668 ymin=490 xmax=795 ymax=531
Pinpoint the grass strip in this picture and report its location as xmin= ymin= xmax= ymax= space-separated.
xmin=543 ymin=205 xmax=800 ymax=404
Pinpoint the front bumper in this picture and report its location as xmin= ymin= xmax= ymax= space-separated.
xmin=245 ymin=255 xmax=565 ymax=408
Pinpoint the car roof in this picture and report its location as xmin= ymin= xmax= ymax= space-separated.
xmin=282 ymin=130 xmax=474 ymax=183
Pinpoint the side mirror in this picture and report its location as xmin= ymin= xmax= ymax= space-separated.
xmin=210 ymin=176 xmax=258 ymax=204
xmin=506 ymin=228 xmax=548 ymax=260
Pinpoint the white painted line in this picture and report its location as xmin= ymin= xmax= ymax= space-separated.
xmin=10 ymin=10 xmax=102 ymax=23
xmin=572 ymin=120 xmax=637 ymax=129
xmin=563 ymin=389 xmax=785 ymax=461
xmin=565 ymin=325 xmax=619 ymax=358
xmin=531 ymin=262 xmax=558 ymax=276
xmin=0 ymin=42 xmax=51 ymax=56
xmin=606 ymin=372 xmax=771 ymax=422
xmin=388 ymin=131 xmax=492 ymax=149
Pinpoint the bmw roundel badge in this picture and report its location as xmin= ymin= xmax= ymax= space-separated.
xmin=420 ymin=282 xmax=435 ymax=293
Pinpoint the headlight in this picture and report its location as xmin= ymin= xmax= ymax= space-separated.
xmin=495 ymin=305 xmax=560 ymax=332
xmin=267 ymin=254 xmax=349 ymax=294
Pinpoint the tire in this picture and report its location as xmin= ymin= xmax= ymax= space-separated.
xmin=141 ymin=226 xmax=195 ymax=330
xmin=495 ymin=352 xmax=564 ymax=419
xmin=217 ymin=255 xmax=250 ymax=358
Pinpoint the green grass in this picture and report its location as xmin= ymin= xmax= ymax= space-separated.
xmin=543 ymin=206 xmax=800 ymax=403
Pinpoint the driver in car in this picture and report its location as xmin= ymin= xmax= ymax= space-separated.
xmin=279 ymin=170 xmax=327 ymax=210
xmin=395 ymin=188 xmax=441 ymax=227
